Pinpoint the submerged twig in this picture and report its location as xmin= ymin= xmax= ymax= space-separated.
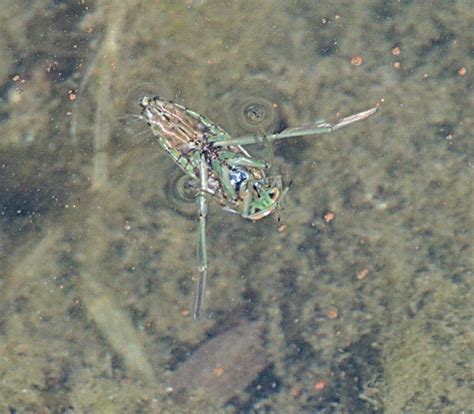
xmin=71 ymin=0 xmax=130 ymax=190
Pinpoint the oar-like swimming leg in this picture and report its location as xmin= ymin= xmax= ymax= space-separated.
xmin=193 ymin=154 xmax=209 ymax=319
xmin=213 ymin=106 xmax=378 ymax=147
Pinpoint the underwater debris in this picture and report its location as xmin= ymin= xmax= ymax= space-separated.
xmin=81 ymin=272 xmax=156 ymax=385
xmin=169 ymin=320 xmax=266 ymax=405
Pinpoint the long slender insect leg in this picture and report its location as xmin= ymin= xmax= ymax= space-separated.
xmin=193 ymin=154 xmax=209 ymax=319
xmin=212 ymin=106 xmax=378 ymax=147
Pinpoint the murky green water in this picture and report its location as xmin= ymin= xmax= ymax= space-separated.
xmin=0 ymin=0 xmax=471 ymax=412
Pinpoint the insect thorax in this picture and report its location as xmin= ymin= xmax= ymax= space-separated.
xmin=140 ymin=96 xmax=284 ymax=220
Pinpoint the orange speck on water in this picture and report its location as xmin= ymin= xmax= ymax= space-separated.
xmin=458 ymin=67 xmax=466 ymax=76
xmin=326 ymin=308 xmax=338 ymax=319
xmin=213 ymin=366 xmax=225 ymax=377
xmin=323 ymin=211 xmax=335 ymax=223
xmin=356 ymin=268 xmax=370 ymax=280
xmin=351 ymin=55 xmax=363 ymax=66
xmin=207 ymin=57 xmax=221 ymax=65
xmin=290 ymin=385 xmax=303 ymax=398
xmin=391 ymin=46 xmax=401 ymax=56
xmin=68 ymin=90 xmax=77 ymax=101
xmin=314 ymin=380 xmax=327 ymax=391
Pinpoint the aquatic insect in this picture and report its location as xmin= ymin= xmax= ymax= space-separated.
xmin=139 ymin=96 xmax=377 ymax=319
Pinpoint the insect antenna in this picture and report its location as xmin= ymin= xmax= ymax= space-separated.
xmin=112 ymin=113 xmax=156 ymax=146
